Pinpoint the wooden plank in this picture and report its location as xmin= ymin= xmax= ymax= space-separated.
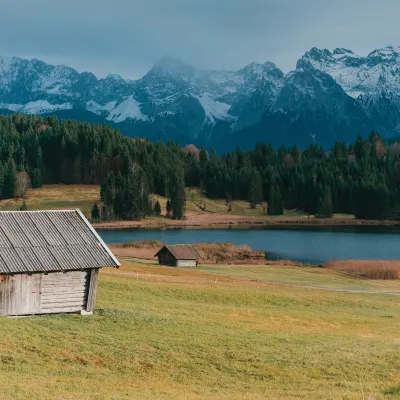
xmin=37 ymin=307 xmax=83 ymax=314
xmin=42 ymin=294 xmax=86 ymax=299
xmin=86 ymin=269 xmax=99 ymax=313
xmin=42 ymin=289 xmax=87 ymax=295
xmin=42 ymin=277 xmax=89 ymax=282
xmin=41 ymin=295 xmax=86 ymax=301
xmin=41 ymin=284 xmax=88 ymax=289
xmin=41 ymin=300 xmax=85 ymax=306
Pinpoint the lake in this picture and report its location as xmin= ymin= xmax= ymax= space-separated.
xmin=97 ymin=226 xmax=400 ymax=264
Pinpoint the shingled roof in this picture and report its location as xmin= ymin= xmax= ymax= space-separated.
xmin=155 ymin=244 xmax=202 ymax=260
xmin=0 ymin=209 xmax=120 ymax=274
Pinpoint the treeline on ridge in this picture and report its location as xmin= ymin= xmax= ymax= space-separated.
xmin=0 ymin=113 xmax=399 ymax=221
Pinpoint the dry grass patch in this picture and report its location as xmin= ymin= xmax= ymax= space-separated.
xmin=116 ymin=240 xmax=164 ymax=249
xmin=325 ymin=260 xmax=400 ymax=280
xmin=0 ymin=184 xmax=101 ymax=215
xmin=1 ymin=268 xmax=399 ymax=399
xmin=112 ymin=240 xmax=266 ymax=265
xmin=196 ymin=242 xmax=265 ymax=264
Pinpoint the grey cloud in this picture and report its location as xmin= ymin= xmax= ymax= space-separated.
xmin=0 ymin=0 xmax=399 ymax=78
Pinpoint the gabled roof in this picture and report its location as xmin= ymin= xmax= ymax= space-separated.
xmin=0 ymin=209 xmax=120 ymax=274
xmin=155 ymin=244 xmax=202 ymax=260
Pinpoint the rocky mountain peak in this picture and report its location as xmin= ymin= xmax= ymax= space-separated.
xmin=0 ymin=47 xmax=400 ymax=151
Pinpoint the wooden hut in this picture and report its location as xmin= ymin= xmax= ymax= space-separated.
xmin=0 ymin=209 xmax=119 ymax=316
xmin=155 ymin=244 xmax=201 ymax=267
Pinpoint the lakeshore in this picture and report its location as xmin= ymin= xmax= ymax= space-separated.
xmin=93 ymin=211 xmax=400 ymax=230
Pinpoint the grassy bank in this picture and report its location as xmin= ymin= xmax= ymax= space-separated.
xmin=1 ymin=262 xmax=399 ymax=399
xmin=1 ymin=184 xmax=399 ymax=229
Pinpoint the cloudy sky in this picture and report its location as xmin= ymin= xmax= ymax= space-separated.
xmin=1 ymin=0 xmax=399 ymax=79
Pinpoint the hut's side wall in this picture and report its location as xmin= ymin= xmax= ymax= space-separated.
xmin=157 ymin=248 xmax=177 ymax=266
xmin=40 ymin=271 xmax=90 ymax=314
xmin=176 ymin=260 xmax=197 ymax=267
xmin=0 ymin=270 xmax=93 ymax=316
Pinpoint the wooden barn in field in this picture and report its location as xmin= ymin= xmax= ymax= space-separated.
xmin=0 ymin=209 xmax=119 ymax=316
xmin=155 ymin=244 xmax=201 ymax=267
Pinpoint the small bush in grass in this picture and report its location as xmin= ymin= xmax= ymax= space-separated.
xmin=324 ymin=260 xmax=400 ymax=280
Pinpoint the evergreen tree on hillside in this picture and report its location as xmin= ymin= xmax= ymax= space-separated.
xmin=91 ymin=203 xmax=100 ymax=220
xmin=199 ymin=147 xmax=208 ymax=168
xmin=154 ymin=200 xmax=161 ymax=216
xmin=268 ymin=186 xmax=283 ymax=215
xmin=3 ymin=158 xmax=16 ymax=199
xmin=248 ymin=170 xmax=263 ymax=208
xmin=316 ymin=188 xmax=333 ymax=218
xmin=166 ymin=167 xmax=186 ymax=220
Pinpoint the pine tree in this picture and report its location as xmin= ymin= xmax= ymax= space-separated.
xmin=166 ymin=167 xmax=186 ymax=220
xmin=32 ymin=168 xmax=43 ymax=189
xmin=3 ymin=158 xmax=16 ymax=199
xmin=199 ymin=147 xmax=208 ymax=168
xmin=248 ymin=170 xmax=263 ymax=208
xmin=154 ymin=200 xmax=161 ymax=216
xmin=268 ymin=186 xmax=283 ymax=215
xmin=91 ymin=203 xmax=100 ymax=220
xmin=316 ymin=188 xmax=333 ymax=218
xmin=19 ymin=200 xmax=27 ymax=211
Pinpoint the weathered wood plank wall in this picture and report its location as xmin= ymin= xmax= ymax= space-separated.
xmin=0 ymin=270 xmax=94 ymax=316
xmin=41 ymin=271 xmax=89 ymax=314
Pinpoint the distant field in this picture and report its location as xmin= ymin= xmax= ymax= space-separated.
xmin=0 ymin=184 xmax=101 ymax=216
xmin=1 ymin=261 xmax=399 ymax=399
xmin=0 ymin=184 xmax=358 ymax=225
xmin=119 ymin=257 xmax=400 ymax=293
xmin=184 ymin=187 xmax=310 ymax=219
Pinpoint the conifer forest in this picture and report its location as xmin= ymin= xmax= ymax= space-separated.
xmin=1 ymin=113 xmax=399 ymax=221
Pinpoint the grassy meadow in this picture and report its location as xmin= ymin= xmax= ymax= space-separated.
xmin=0 ymin=184 xmax=101 ymax=216
xmin=0 ymin=261 xmax=399 ymax=399
xmin=0 ymin=184 xmax=358 ymax=226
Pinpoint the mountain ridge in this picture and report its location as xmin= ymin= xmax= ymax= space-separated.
xmin=1 ymin=47 xmax=400 ymax=150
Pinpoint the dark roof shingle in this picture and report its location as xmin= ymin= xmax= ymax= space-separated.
xmin=155 ymin=244 xmax=201 ymax=260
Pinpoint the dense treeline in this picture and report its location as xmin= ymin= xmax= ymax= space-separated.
xmin=1 ymin=113 xmax=400 ymax=220
xmin=196 ymin=135 xmax=400 ymax=220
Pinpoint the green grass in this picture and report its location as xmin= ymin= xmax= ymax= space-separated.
xmin=0 ymin=184 xmax=356 ymax=223
xmin=0 ymin=184 xmax=101 ymax=216
xmin=1 ymin=263 xmax=399 ymax=399
xmin=195 ymin=264 xmax=400 ymax=293
xmin=185 ymin=187 xmax=310 ymax=218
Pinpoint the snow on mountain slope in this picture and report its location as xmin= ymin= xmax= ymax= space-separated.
xmin=86 ymin=100 xmax=117 ymax=115
xmin=0 ymin=100 xmax=72 ymax=114
xmin=1 ymin=47 xmax=400 ymax=149
xmin=300 ymin=46 xmax=400 ymax=98
xmin=191 ymin=93 xmax=234 ymax=123
xmin=106 ymin=96 xmax=149 ymax=123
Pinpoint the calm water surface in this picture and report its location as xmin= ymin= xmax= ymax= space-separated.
xmin=97 ymin=227 xmax=400 ymax=264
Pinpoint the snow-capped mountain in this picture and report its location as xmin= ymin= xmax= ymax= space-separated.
xmin=299 ymin=46 xmax=400 ymax=136
xmin=1 ymin=47 xmax=400 ymax=150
